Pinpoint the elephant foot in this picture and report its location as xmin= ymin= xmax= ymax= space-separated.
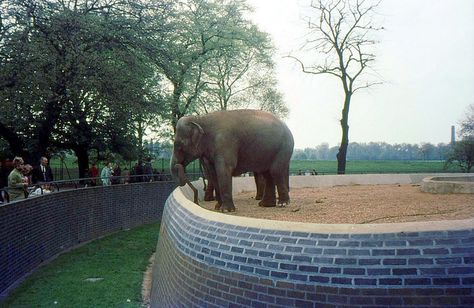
xmin=220 ymin=203 xmax=236 ymax=212
xmin=204 ymin=194 xmax=216 ymax=201
xmin=255 ymin=194 xmax=263 ymax=200
xmin=278 ymin=201 xmax=289 ymax=207
xmin=258 ymin=200 xmax=276 ymax=207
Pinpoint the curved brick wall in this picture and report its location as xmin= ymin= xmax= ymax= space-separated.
xmin=0 ymin=181 xmax=175 ymax=299
xmin=151 ymin=175 xmax=474 ymax=307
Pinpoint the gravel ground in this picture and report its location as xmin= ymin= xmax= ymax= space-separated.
xmin=201 ymin=184 xmax=474 ymax=224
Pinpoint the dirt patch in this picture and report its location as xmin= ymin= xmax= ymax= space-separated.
xmin=201 ymin=184 xmax=474 ymax=224
xmin=141 ymin=253 xmax=154 ymax=308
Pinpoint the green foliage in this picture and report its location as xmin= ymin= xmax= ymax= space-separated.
xmin=5 ymin=223 xmax=161 ymax=307
xmin=445 ymin=141 xmax=474 ymax=173
xmin=292 ymin=160 xmax=463 ymax=175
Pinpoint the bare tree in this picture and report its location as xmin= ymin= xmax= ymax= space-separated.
xmin=289 ymin=0 xmax=383 ymax=174
xmin=459 ymin=103 xmax=474 ymax=140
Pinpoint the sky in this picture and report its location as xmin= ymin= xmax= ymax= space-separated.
xmin=246 ymin=0 xmax=474 ymax=149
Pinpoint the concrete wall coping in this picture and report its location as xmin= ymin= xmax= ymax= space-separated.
xmin=175 ymin=173 xmax=474 ymax=234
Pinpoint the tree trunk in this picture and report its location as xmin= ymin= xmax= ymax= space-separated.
xmin=337 ymin=94 xmax=351 ymax=174
xmin=74 ymin=146 xmax=89 ymax=180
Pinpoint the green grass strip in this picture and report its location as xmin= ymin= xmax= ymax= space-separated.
xmin=4 ymin=223 xmax=160 ymax=308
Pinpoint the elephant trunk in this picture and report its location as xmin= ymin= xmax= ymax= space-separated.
xmin=170 ymin=158 xmax=187 ymax=186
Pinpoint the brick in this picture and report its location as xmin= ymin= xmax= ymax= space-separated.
xmin=338 ymin=241 xmax=360 ymax=247
xmin=289 ymin=273 xmax=308 ymax=282
xmin=280 ymin=237 xmax=298 ymax=244
xmin=392 ymin=268 xmax=418 ymax=275
xmin=263 ymin=260 xmax=279 ymax=268
xmin=285 ymin=246 xmax=303 ymax=253
xmin=348 ymin=249 xmax=371 ymax=256
xmin=326 ymin=294 xmax=348 ymax=304
xmin=358 ymin=258 xmax=381 ymax=265
xmin=375 ymin=297 xmax=403 ymax=305
xmin=268 ymin=287 xmax=286 ymax=297
xmin=317 ymin=240 xmax=337 ymax=246
xmin=354 ymin=278 xmax=377 ymax=286
xmin=419 ymin=267 xmax=445 ymax=275
xmin=299 ymin=265 xmax=318 ymax=273
xmin=309 ymin=275 xmax=330 ymax=283
xmin=383 ymin=258 xmax=407 ymax=265
xmin=280 ymin=263 xmax=297 ymax=270
xmin=297 ymin=239 xmax=317 ymax=246
xmin=423 ymin=248 xmax=449 ymax=255
xmin=408 ymin=258 xmax=433 ymax=265
xmin=396 ymin=248 xmax=420 ymax=255
xmin=303 ymin=247 xmax=323 ymax=254
xmin=367 ymin=268 xmax=390 ymax=276
xmin=286 ymin=290 xmax=306 ymax=299
xmin=292 ymin=231 xmax=310 ymax=238
xmin=385 ymin=240 xmax=407 ymax=247
xmin=451 ymin=247 xmax=474 ymax=254
xmin=361 ymin=241 xmax=383 ymax=247
xmin=275 ymin=253 xmax=292 ymax=261
xmin=258 ymin=251 xmax=275 ymax=258
xmin=433 ymin=278 xmax=461 ymax=285
xmin=462 ymin=277 xmax=474 ymax=285
xmin=310 ymin=233 xmax=329 ymax=239
xmin=343 ymin=268 xmax=365 ymax=275
xmin=403 ymin=297 xmax=431 ymax=305
xmin=445 ymin=288 xmax=472 ymax=295
xmin=404 ymin=278 xmax=431 ymax=285
xmin=270 ymin=271 xmax=288 ymax=279
xmin=350 ymin=296 xmax=374 ymax=305
xmin=255 ymin=268 xmax=270 ymax=276
xmin=465 ymin=256 xmax=474 ymax=264
xmin=435 ymin=257 xmax=462 ymax=264
xmin=294 ymin=299 xmax=314 ymax=307
xmin=407 ymin=239 xmax=432 ymax=246
xmin=334 ymin=258 xmax=356 ymax=265
xmin=323 ymin=248 xmax=346 ymax=255
xmin=431 ymin=297 xmax=460 ymax=305
xmin=320 ymin=267 xmax=341 ymax=274
xmin=372 ymin=249 xmax=396 ymax=256
xmin=331 ymin=277 xmax=352 ymax=285
xmin=448 ymin=266 xmax=474 ymax=274
xmin=379 ymin=278 xmax=402 ymax=285
xmin=293 ymin=255 xmax=312 ymax=263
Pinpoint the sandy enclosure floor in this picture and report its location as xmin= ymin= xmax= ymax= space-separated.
xmin=201 ymin=184 xmax=474 ymax=224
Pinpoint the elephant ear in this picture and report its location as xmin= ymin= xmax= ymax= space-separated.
xmin=189 ymin=121 xmax=204 ymax=148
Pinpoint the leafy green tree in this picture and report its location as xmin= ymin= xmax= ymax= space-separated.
xmin=445 ymin=141 xmax=474 ymax=173
xmin=445 ymin=103 xmax=474 ymax=173
xmin=0 ymin=0 xmax=164 ymax=176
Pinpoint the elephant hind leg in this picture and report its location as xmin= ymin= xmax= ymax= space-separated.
xmin=258 ymin=171 xmax=276 ymax=207
xmin=254 ymin=172 xmax=265 ymax=200
xmin=270 ymin=161 xmax=290 ymax=206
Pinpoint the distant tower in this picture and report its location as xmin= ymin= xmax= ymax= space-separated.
xmin=451 ymin=125 xmax=456 ymax=145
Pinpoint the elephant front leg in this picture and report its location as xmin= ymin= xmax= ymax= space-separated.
xmin=215 ymin=162 xmax=235 ymax=212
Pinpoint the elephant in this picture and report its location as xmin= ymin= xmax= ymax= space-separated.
xmin=171 ymin=109 xmax=294 ymax=212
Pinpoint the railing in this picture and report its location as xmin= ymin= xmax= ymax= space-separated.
xmin=0 ymin=173 xmax=206 ymax=205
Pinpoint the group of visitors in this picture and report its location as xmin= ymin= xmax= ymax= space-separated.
xmin=89 ymin=158 xmax=165 ymax=186
xmin=0 ymin=155 xmax=168 ymax=203
xmin=0 ymin=156 xmax=54 ymax=202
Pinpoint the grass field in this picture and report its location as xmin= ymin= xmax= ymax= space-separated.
xmin=290 ymin=160 xmax=460 ymax=175
xmin=4 ymin=223 xmax=160 ymax=308
xmin=49 ymin=157 xmax=461 ymax=180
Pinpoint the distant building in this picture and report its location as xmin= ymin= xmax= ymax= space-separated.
xmin=451 ymin=125 xmax=456 ymax=145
